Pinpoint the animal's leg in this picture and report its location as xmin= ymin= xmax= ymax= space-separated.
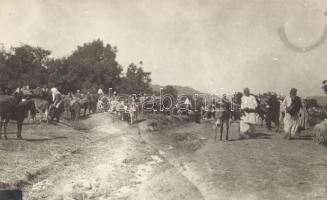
xmin=135 ymin=113 xmax=138 ymax=123
xmin=27 ymin=111 xmax=31 ymax=124
xmin=56 ymin=114 xmax=60 ymax=122
xmin=220 ymin=121 xmax=224 ymax=141
xmin=275 ymin=119 xmax=280 ymax=133
xmin=17 ymin=121 xmax=23 ymax=139
xmin=261 ymin=117 xmax=263 ymax=127
xmin=130 ymin=113 xmax=134 ymax=125
xmin=226 ymin=119 xmax=230 ymax=141
xmin=0 ymin=119 xmax=3 ymax=139
xmin=4 ymin=118 xmax=9 ymax=139
xmin=83 ymin=107 xmax=87 ymax=116
xmin=71 ymin=110 xmax=74 ymax=120
xmin=214 ymin=124 xmax=218 ymax=142
xmin=267 ymin=120 xmax=271 ymax=130
xmin=73 ymin=110 xmax=77 ymax=121
xmin=313 ymin=132 xmax=317 ymax=143
xmin=45 ymin=109 xmax=49 ymax=124
xmin=35 ymin=112 xmax=39 ymax=124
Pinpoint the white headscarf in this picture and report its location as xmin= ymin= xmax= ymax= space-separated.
xmin=50 ymin=87 xmax=60 ymax=101
xmin=97 ymin=88 xmax=104 ymax=94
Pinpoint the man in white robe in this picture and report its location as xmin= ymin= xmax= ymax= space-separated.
xmin=50 ymin=87 xmax=61 ymax=102
xmin=280 ymin=88 xmax=302 ymax=139
xmin=240 ymin=88 xmax=258 ymax=138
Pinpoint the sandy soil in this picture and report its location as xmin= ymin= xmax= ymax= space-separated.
xmin=140 ymin=118 xmax=327 ymax=200
xmin=1 ymin=113 xmax=327 ymax=200
xmin=1 ymin=114 xmax=203 ymax=200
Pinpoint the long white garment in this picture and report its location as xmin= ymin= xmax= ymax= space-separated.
xmin=281 ymin=96 xmax=299 ymax=136
xmin=50 ymin=87 xmax=60 ymax=102
xmin=240 ymin=95 xmax=258 ymax=133
xmin=298 ymin=107 xmax=308 ymax=129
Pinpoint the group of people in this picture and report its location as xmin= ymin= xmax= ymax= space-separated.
xmin=239 ymin=87 xmax=305 ymax=140
xmin=1 ymin=83 xmax=309 ymax=139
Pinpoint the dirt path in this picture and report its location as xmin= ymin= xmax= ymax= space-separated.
xmin=140 ymin=120 xmax=327 ymax=200
xmin=1 ymin=113 xmax=327 ymax=200
xmin=22 ymin=114 xmax=204 ymax=200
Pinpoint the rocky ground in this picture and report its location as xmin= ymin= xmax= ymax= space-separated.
xmin=0 ymin=113 xmax=326 ymax=200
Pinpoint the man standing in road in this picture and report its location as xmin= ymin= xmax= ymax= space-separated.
xmin=240 ymin=88 xmax=258 ymax=139
xmin=281 ymin=88 xmax=302 ymax=139
xmin=266 ymin=93 xmax=280 ymax=132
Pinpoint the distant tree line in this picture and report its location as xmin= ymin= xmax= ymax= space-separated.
xmin=0 ymin=39 xmax=153 ymax=94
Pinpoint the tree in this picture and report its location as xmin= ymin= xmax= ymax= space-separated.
xmin=0 ymin=40 xmax=153 ymax=95
xmin=118 ymin=63 xmax=152 ymax=94
xmin=47 ymin=58 xmax=71 ymax=92
xmin=0 ymin=44 xmax=8 ymax=93
xmin=161 ymin=85 xmax=178 ymax=109
xmin=3 ymin=44 xmax=50 ymax=89
xmin=163 ymin=85 xmax=178 ymax=99
xmin=49 ymin=39 xmax=123 ymax=93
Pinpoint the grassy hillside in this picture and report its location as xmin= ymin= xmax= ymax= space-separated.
xmin=151 ymin=84 xmax=202 ymax=95
xmin=151 ymin=84 xmax=217 ymax=103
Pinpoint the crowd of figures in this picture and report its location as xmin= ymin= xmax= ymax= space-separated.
xmin=0 ymin=84 xmax=320 ymax=142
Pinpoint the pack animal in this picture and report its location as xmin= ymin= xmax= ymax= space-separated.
xmin=0 ymin=96 xmax=37 ymax=139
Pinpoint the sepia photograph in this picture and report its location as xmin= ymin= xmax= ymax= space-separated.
xmin=0 ymin=0 xmax=327 ymax=199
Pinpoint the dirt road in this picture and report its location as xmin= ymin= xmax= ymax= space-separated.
xmin=22 ymin=114 xmax=204 ymax=200
xmin=141 ymin=120 xmax=327 ymax=200
xmin=1 ymin=113 xmax=327 ymax=200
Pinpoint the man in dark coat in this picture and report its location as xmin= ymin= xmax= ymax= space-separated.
xmin=266 ymin=93 xmax=280 ymax=131
xmin=281 ymin=88 xmax=302 ymax=139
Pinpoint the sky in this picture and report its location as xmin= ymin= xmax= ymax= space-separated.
xmin=0 ymin=0 xmax=327 ymax=96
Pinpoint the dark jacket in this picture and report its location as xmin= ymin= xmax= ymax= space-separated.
xmin=287 ymin=96 xmax=302 ymax=117
xmin=267 ymin=97 xmax=280 ymax=113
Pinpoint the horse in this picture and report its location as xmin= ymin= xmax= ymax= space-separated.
xmin=79 ymin=94 xmax=92 ymax=116
xmin=127 ymin=101 xmax=140 ymax=124
xmin=62 ymin=94 xmax=73 ymax=118
xmin=0 ymin=96 xmax=37 ymax=139
xmin=62 ymin=95 xmax=80 ymax=121
xmin=70 ymin=100 xmax=80 ymax=121
xmin=88 ymin=93 xmax=99 ymax=114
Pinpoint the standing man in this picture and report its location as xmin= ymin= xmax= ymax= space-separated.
xmin=75 ymin=89 xmax=82 ymax=99
xmin=194 ymin=96 xmax=202 ymax=123
xmin=266 ymin=93 xmax=280 ymax=132
xmin=216 ymin=94 xmax=232 ymax=141
xmin=240 ymin=88 xmax=258 ymax=139
xmin=281 ymin=88 xmax=302 ymax=139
